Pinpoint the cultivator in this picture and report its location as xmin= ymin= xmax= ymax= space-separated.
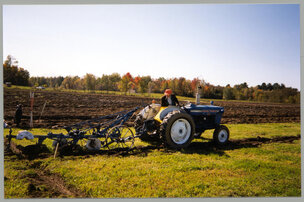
xmin=6 ymin=106 xmax=143 ymax=153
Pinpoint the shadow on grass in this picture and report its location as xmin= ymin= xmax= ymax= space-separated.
xmin=4 ymin=134 xmax=300 ymax=160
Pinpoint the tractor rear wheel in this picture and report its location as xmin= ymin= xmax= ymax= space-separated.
xmin=213 ymin=125 xmax=229 ymax=145
xmin=160 ymin=111 xmax=195 ymax=148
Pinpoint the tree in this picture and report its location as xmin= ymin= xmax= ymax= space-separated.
xmin=168 ymin=78 xmax=178 ymax=93
xmin=119 ymin=72 xmax=134 ymax=94
xmin=61 ymin=76 xmax=81 ymax=89
xmin=55 ymin=76 xmax=65 ymax=87
xmin=84 ymin=73 xmax=96 ymax=91
xmin=100 ymin=74 xmax=110 ymax=92
xmin=74 ymin=77 xmax=85 ymax=90
xmin=191 ymin=78 xmax=201 ymax=96
xmin=213 ymin=85 xmax=224 ymax=99
xmin=148 ymin=81 xmax=153 ymax=95
xmin=182 ymin=79 xmax=192 ymax=97
xmin=29 ymin=76 xmax=64 ymax=88
xmin=3 ymin=55 xmax=30 ymax=86
xmin=138 ymin=76 xmax=152 ymax=94
xmin=273 ymin=83 xmax=280 ymax=90
xmin=108 ymin=73 xmax=121 ymax=91
xmin=160 ymin=80 xmax=169 ymax=93
xmin=223 ymin=86 xmax=235 ymax=100
xmin=152 ymin=77 xmax=165 ymax=93
xmin=5 ymin=55 xmax=18 ymax=67
xmin=200 ymin=80 xmax=211 ymax=98
xmin=234 ymin=82 xmax=248 ymax=91
xmin=258 ymin=82 xmax=267 ymax=90
xmin=134 ymin=76 xmax=141 ymax=92
xmin=176 ymin=77 xmax=186 ymax=96
xmin=16 ymin=67 xmax=30 ymax=86
xmin=266 ymin=83 xmax=273 ymax=91
xmin=61 ymin=76 xmax=72 ymax=89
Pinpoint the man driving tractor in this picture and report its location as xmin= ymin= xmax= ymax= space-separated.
xmin=161 ymin=89 xmax=180 ymax=107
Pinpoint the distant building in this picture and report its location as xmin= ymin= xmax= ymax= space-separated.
xmin=128 ymin=89 xmax=136 ymax=94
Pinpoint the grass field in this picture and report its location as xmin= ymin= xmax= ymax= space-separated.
xmin=3 ymin=122 xmax=301 ymax=198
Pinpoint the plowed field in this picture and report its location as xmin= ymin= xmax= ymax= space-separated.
xmin=3 ymin=88 xmax=300 ymax=128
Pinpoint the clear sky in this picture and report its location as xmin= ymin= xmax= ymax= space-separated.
xmin=3 ymin=4 xmax=300 ymax=89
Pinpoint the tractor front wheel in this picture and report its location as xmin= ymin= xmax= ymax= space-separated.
xmin=160 ymin=111 xmax=195 ymax=148
xmin=213 ymin=125 xmax=229 ymax=145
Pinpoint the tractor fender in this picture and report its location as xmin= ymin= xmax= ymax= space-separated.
xmin=154 ymin=106 xmax=183 ymax=123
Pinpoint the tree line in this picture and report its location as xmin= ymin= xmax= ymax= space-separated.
xmin=3 ymin=55 xmax=300 ymax=104
xmin=3 ymin=55 xmax=30 ymax=86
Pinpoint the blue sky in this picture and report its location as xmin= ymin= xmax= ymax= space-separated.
xmin=3 ymin=4 xmax=300 ymax=89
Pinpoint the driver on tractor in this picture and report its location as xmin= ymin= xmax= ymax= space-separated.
xmin=161 ymin=89 xmax=180 ymax=107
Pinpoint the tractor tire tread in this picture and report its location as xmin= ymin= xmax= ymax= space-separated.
xmin=160 ymin=110 xmax=195 ymax=149
xmin=213 ymin=125 xmax=230 ymax=146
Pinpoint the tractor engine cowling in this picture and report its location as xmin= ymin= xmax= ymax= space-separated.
xmin=183 ymin=103 xmax=224 ymax=131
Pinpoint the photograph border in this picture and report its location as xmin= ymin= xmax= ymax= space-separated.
xmin=0 ymin=0 xmax=303 ymax=202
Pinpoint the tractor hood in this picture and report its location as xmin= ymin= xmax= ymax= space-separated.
xmin=183 ymin=103 xmax=224 ymax=115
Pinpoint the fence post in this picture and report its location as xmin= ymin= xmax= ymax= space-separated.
xmin=30 ymin=91 xmax=35 ymax=128
xmin=39 ymin=101 xmax=47 ymax=123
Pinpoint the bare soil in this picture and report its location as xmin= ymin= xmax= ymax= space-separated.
xmin=26 ymin=169 xmax=86 ymax=198
xmin=4 ymin=88 xmax=300 ymax=128
xmin=4 ymin=142 xmax=86 ymax=198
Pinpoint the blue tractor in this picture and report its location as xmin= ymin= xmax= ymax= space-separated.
xmin=134 ymin=97 xmax=230 ymax=149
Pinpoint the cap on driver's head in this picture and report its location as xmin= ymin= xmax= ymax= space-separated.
xmin=164 ymin=89 xmax=172 ymax=96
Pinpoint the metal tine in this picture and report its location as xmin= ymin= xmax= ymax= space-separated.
xmin=67 ymin=109 xmax=131 ymax=129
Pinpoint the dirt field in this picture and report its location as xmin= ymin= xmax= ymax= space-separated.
xmin=4 ymin=88 xmax=300 ymax=128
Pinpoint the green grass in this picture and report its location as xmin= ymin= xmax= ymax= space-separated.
xmin=4 ymin=123 xmax=301 ymax=198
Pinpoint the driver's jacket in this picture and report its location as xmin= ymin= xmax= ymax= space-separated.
xmin=161 ymin=94 xmax=179 ymax=107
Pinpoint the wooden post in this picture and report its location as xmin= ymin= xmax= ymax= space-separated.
xmin=54 ymin=142 xmax=59 ymax=159
xmin=38 ymin=101 xmax=47 ymax=123
xmin=30 ymin=91 xmax=35 ymax=128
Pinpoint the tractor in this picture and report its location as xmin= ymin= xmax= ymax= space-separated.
xmin=134 ymin=88 xmax=229 ymax=149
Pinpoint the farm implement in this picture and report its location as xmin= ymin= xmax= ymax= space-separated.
xmin=6 ymin=96 xmax=230 ymax=155
xmin=6 ymin=107 xmax=142 ymax=154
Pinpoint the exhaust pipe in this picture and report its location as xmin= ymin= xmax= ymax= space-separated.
xmin=196 ymin=86 xmax=202 ymax=105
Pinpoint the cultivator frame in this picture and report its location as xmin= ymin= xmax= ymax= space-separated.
xmin=6 ymin=106 xmax=143 ymax=152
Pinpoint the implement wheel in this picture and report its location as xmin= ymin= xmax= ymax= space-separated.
xmin=105 ymin=125 xmax=135 ymax=150
xmin=160 ymin=111 xmax=195 ymax=148
xmin=52 ymin=139 xmax=68 ymax=149
xmin=86 ymin=138 xmax=102 ymax=151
